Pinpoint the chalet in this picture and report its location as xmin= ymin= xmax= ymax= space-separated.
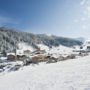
xmin=24 ymin=50 xmax=31 ymax=55
xmin=7 ymin=54 xmax=15 ymax=60
xmin=32 ymin=56 xmax=43 ymax=62
xmin=33 ymin=50 xmax=46 ymax=54
xmin=65 ymin=54 xmax=75 ymax=59
xmin=30 ymin=55 xmax=46 ymax=63
xmin=58 ymin=56 xmax=65 ymax=61
xmin=30 ymin=56 xmax=41 ymax=64
xmin=16 ymin=55 xmax=26 ymax=60
xmin=7 ymin=52 xmax=26 ymax=61
xmin=38 ymin=55 xmax=46 ymax=60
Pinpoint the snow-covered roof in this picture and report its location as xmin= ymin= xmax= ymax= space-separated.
xmin=7 ymin=53 xmax=15 ymax=56
xmin=7 ymin=53 xmax=24 ymax=56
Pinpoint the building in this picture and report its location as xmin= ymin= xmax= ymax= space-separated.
xmin=24 ymin=50 xmax=31 ymax=55
xmin=83 ymin=39 xmax=90 ymax=52
xmin=33 ymin=50 xmax=46 ymax=54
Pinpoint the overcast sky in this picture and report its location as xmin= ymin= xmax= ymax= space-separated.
xmin=0 ymin=0 xmax=90 ymax=38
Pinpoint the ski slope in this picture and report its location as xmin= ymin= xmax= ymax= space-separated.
xmin=0 ymin=55 xmax=90 ymax=90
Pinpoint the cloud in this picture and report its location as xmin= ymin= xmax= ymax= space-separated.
xmin=0 ymin=16 xmax=19 ymax=27
xmin=80 ymin=0 xmax=86 ymax=6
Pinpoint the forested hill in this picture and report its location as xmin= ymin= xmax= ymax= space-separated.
xmin=0 ymin=27 xmax=82 ymax=51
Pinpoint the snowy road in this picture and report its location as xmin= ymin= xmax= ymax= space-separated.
xmin=0 ymin=56 xmax=90 ymax=90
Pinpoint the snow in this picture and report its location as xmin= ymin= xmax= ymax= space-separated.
xmin=47 ymin=45 xmax=73 ymax=58
xmin=37 ymin=44 xmax=74 ymax=58
xmin=37 ymin=44 xmax=49 ymax=51
xmin=48 ymin=45 xmax=72 ymax=54
xmin=7 ymin=53 xmax=15 ymax=56
xmin=0 ymin=57 xmax=7 ymax=60
xmin=18 ymin=43 xmax=36 ymax=52
xmin=82 ymin=39 xmax=90 ymax=50
xmin=0 ymin=55 xmax=90 ymax=90
xmin=0 ymin=60 xmax=23 ymax=76
xmin=17 ymin=43 xmax=75 ymax=58
xmin=0 ymin=61 xmax=23 ymax=66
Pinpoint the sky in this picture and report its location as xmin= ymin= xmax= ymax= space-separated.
xmin=0 ymin=0 xmax=90 ymax=38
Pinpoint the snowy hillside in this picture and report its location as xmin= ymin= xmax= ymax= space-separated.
xmin=16 ymin=43 xmax=73 ymax=57
xmin=18 ymin=43 xmax=36 ymax=52
xmin=37 ymin=44 xmax=73 ymax=58
xmin=37 ymin=44 xmax=50 ymax=51
xmin=48 ymin=45 xmax=73 ymax=54
xmin=0 ymin=55 xmax=90 ymax=90
xmin=0 ymin=27 xmax=82 ymax=51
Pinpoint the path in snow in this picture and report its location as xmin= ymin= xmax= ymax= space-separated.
xmin=0 ymin=56 xmax=90 ymax=90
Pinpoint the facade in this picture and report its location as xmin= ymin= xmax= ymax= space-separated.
xmin=24 ymin=50 xmax=31 ymax=55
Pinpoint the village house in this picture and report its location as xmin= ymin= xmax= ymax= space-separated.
xmin=33 ymin=49 xmax=46 ymax=54
xmin=31 ymin=55 xmax=45 ymax=62
xmin=7 ymin=53 xmax=16 ymax=60
xmin=24 ymin=50 xmax=31 ymax=55
xmin=7 ymin=52 xmax=26 ymax=61
xmin=16 ymin=55 xmax=26 ymax=60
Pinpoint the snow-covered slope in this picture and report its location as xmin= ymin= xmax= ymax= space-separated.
xmin=48 ymin=45 xmax=73 ymax=58
xmin=37 ymin=44 xmax=49 ymax=51
xmin=18 ymin=43 xmax=35 ymax=52
xmin=38 ymin=44 xmax=73 ymax=53
xmin=48 ymin=45 xmax=73 ymax=54
xmin=0 ymin=55 xmax=90 ymax=90
xmin=82 ymin=39 xmax=90 ymax=50
xmin=38 ymin=44 xmax=73 ymax=58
